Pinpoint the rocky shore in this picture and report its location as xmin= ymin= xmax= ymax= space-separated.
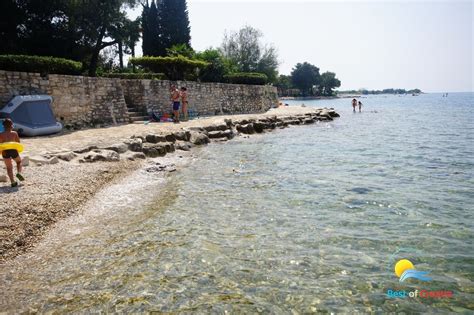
xmin=0 ymin=106 xmax=339 ymax=262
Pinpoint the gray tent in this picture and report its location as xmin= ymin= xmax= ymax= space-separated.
xmin=0 ymin=95 xmax=62 ymax=136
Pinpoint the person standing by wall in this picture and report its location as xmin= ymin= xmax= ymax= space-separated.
xmin=170 ymin=85 xmax=181 ymax=123
xmin=180 ymin=87 xmax=189 ymax=121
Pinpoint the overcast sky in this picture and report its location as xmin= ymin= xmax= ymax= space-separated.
xmin=127 ymin=0 xmax=473 ymax=92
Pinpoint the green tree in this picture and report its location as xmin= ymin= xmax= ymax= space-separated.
xmin=72 ymin=0 xmax=139 ymax=76
xmin=275 ymin=75 xmax=293 ymax=96
xmin=290 ymin=62 xmax=320 ymax=96
xmin=195 ymin=48 xmax=237 ymax=82
xmin=320 ymin=71 xmax=341 ymax=96
xmin=0 ymin=0 xmax=25 ymax=54
xmin=160 ymin=0 xmax=191 ymax=53
xmin=220 ymin=25 xmax=279 ymax=83
xmin=141 ymin=1 xmax=152 ymax=56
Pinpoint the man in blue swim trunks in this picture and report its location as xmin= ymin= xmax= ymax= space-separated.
xmin=0 ymin=119 xmax=24 ymax=187
xmin=170 ymin=84 xmax=181 ymax=123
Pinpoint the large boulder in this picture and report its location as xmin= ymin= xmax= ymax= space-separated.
xmin=165 ymin=133 xmax=176 ymax=143
xmin=145 ymin=134 xmax=167 ymax=143
xmin=142 ymin=143 xmax=167 ymax=157
xmin=73 ymin=145 xmax=99 ymax=154
xmin=123 ymin=138 xmax=143 ymax=152
xmin=82 ymin=150 xmax=120 ymax=163
xmin=174 ymin=131 xmax=191 ymax=141
xmin=175 ymin=141 xmax=193 ymax=151
xmin=56 ymin=151 xmax=76 ymax=161
xmin=105 ymin=143 xmax=128 ymax=154
xmin=208 ymin=131 xmax=226 ymax=139
xmin=204 ymin=123 xmax=228 ymax=132
xmin=236 ymin=123 xmax=255 ymax=134
xmin=189 ymin=131 xmax=210 ymax=145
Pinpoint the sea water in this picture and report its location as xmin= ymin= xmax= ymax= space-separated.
xmin=1 ymin=93 xmax=473 ymax=313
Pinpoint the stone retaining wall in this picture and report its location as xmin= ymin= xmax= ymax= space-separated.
xmin=0 ymin=71 xmax=129 ymax=129
xmin=0 ymin=70 xmax=278 ymax=129
xmin=122 ymin=79 xmax=278 ymax=116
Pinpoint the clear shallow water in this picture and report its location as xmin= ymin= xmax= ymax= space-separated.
xmin=1 ymin=93 xmax=473 ymax=313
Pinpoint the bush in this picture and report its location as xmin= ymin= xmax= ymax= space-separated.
xmin=0 ymin=54 xmax=82 ymax=75
xmin=129 ymin=55 xmax=209 ymax=81
xmin=223 ymin=72 xmax=268 ymax=85
xmin=102 ymin=73 xmax=165 ymax=80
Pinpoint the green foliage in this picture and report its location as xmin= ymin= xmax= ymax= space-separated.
xmin=142 ymin=0 xmax=191 ymax=57
xmin=290 ymin=62 xmax=321 ymax=96
xmin=0 ymin=55 xmax=82 ymax=75
xmin=102 ymin=73 xmax=165 ymax=80
xmin=0 ymin=0 xmax=140 ymax=76
xmin=142 ymin=0 xmax=165 ymax=56
xmin=223 ymin=73 xmax=268 ymax=85
xmin=320 ymin=71 xmax=341 ymax=96
xmin=275 ymin=75 xmax=294 ymax=96
xmin=221 ymin=26 xmax=279 ymax=83
xmin=166 ymin=44 xmax=195 ymax=58
xmin=355 ymin=88 xmax=422 ymax=95
xmin=195 ymin=48 xmax=236 ymax=82
xmin=130 ymin=55 xmax=208 ymax=80
xmin=160 ymin=0 xmax=191 ymax=50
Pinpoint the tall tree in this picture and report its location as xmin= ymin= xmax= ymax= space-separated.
xmin=320 ymin=71 xmax=341 ymax=96
xmin=0 ymin=0 xmax=25 ymax=54
xmin=220 ymin=25 xmax=279 ymax=83
xmin=159 ymin=0 xmax=191 ymax=54
xmin=141 ymin=1 xmax=153 ymax=56
xmin=290 ymin=62 xmax=321 ymax=96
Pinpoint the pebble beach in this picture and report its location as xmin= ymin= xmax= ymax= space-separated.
xmin=0 ymin=106 xmax=339 ymax=262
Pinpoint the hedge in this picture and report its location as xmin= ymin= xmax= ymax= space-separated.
xmin=0 ymin=55 xmax=82 ymax=75
xmin=223 ymin=72 xmax=268 ymax=85
xmin=129 ymin=55 xmax=209 ymax=81
xmin=102 ymin=73 xmax=165 ymax=80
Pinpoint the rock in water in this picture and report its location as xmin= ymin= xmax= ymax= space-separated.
xmin=176 ymin=141 xmax=193 ymax=151
xmin=189 ymin=132 xmax=210 ymax=145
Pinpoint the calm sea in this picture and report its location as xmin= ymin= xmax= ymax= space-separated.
xmin=1 ymin=93 xmax=473 ymax=313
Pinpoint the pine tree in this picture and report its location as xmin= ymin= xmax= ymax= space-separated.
xmin=160 ymin=0 xmax=191 ymax=51
xmin=141 ymin=2 xmax=152 ymax=56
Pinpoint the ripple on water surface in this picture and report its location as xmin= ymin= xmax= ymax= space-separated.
xmin=1 ymin=93 xmax=473 ymax=313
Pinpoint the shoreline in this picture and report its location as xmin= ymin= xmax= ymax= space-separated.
xmin=0 ymin=106 xmax=340 ymax=263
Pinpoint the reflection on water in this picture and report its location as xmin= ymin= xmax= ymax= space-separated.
xmin=1 ymin=93 xmax=473 ymax=313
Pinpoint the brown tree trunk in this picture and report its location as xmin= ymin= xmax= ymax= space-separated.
xmin=118 ymin=41 xmax=124 ymax=69
xmin=88 ymin=26 xmax=106 ymax=77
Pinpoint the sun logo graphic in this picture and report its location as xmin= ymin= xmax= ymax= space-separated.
xmin=395 ymin=259 xmax=432 ymax=282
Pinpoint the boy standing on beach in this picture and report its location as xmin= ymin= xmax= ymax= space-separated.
xmin=0 ymin=119 xmax=24 ymax=187
xmin=170 ymin=85 xmax=181 ymax=123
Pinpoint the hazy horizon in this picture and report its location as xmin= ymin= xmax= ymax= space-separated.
xmin=127 ymin=0 xmax=473 ymax=93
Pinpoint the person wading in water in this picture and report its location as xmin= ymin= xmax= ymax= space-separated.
xmin=352 ymin=98 xmax=357 ymax=112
